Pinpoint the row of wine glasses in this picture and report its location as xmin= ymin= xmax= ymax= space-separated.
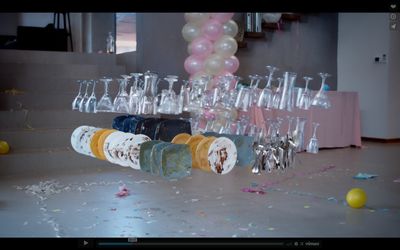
xmin=72 ymin=80 xmax=97 ymax=113
xmin=72 ymin=73 xmax=187 ymax=115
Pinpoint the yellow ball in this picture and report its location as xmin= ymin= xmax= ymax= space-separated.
xmin=0 ymin=140 xmax=10 ymax=154
xmin=346 ymin=188 xmax=367 ymax=208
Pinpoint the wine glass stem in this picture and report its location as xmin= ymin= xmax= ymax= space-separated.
xmin=320 ymin=78 xmax=326 ymax=91
xmin=312 ymin=125 xmax=318 ymax=138
xmin=104 ymin=82 xmax=110 ymax=96
xmin=305 ymin=80 xmax=309 ymax=90
xmin=78 ymin=82 xmax=83 ymax=95
xmin=84 ymin=83 xmax=90 ymax=96
xmin=91 ymin=82 xmax=96 ymax=95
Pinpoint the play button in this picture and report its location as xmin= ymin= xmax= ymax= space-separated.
xmin=79 ymin=239 xmax=93 ymax=248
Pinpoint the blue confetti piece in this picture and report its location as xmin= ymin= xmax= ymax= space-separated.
xmin=353 ymin=173 xmax=378 ymax=180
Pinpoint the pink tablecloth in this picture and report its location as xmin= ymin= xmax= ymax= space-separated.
xmin=251 ymin=91 xmax=362 ymax=148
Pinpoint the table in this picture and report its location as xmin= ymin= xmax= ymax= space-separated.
xmin=250 ymin=91 xmax=362 ymax=148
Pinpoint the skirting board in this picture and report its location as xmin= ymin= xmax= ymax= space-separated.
xmin=362 ymin=137 xmax=400 ymax=143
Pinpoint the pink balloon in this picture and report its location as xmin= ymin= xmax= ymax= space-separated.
xmin=201 ymin=19 xmax=223 ymax=41
xmin=189 ymin=37 xmax=214 ymax=57
xmin=211 ymin=13 xmax=234 ymax=23
xmin=223 ymin=56 xmax=240 ymax=73
xmin=184 ymin=55 xmax=205 ymax=75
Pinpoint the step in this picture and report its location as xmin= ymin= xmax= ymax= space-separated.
xmin=0 ymin=148 xmax=118 ymax=177
xmin=0 ymin=49 xmax=117 ymax=65
xmin=0 ymin=110 xmax=117 ymax=129
xmin=0 ymin=128 xmax=74 ymax=150
xmin=0 ymin=63 xmax=126 ymax=79
xmin=0 ymin=89 xmax=122 ymax=111
xmin=0 ymin=76 xmax=122 ymax=93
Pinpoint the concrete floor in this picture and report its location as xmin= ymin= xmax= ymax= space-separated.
xmin=1 ymin=141 xmax=400 ymax=237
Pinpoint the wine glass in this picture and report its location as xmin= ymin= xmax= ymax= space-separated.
xmin=234 ymin=86 xmax=252 ymax=112
xmin=298 ymin=77 xmax=313 ymax=110
xmin=272 ymin=77 xmax=283 ymax=109
xmin=158 ymin=76 xmax=178 ymax=114
xmin=128 ymin=73 xmax=143 ymax=114
xmin=96 ymin=77 xmax=114 ymax=112
xmin=312 ymin=73 xmax=331 ymax=109
xmin=307 ymin=122 xmax=320 ymax=154
xmin=78 ymin=80 xmax=90 ymax=112
xmin=113 ymin=78 xmax=130 ymax=113
xmin=257 ymin=66 xmax=278 ymax=109
xmin=85 ymin=80 xmax=97 ymax=113
xmin=72 ymin=80 xmax=83 ymax=110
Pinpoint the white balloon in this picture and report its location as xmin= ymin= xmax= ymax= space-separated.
xmin=222 ymin=20 xmax=239 ymax=37
xmin=204 ymin=54 xmax=225 ymax=75
xmin=214 ymin=35 xmax=238 ymax=58
xmin=184 ymin=13 xmax=210 ymax=24
xmin=182 ymin=22 xmax=201 ymax=42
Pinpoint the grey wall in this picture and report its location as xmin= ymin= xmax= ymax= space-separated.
xmin=236 ymin=13 xmax=338 ymax=90
xmin=0 ymin=13 xmax=18 ymax=36
xmin=136 ymin=13 xmax=338 ymax=90
xmin=117 ymin=51 xmax=137 ymax=73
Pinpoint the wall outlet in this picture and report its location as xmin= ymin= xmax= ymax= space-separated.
xmin=374 ymin=54 xmax=388 ymax=64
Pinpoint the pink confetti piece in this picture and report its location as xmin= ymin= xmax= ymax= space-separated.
xmin=241 ymin=188 xmax=266 ymax=195
xmin=394 ymin=178 xmax=400 ymax=183
xmin=115 ymin=185 xmax=130 ymax=197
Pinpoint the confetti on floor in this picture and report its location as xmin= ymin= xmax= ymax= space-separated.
xmin=304 ymin=205 xmax=311 ymax=209
xmin=241 ymin=188 xmax=266 ymax=195
xmin=115 ymin=185 xmax=130 ymax=197
xmin=353 ymin=173 xmax=378 ymax=180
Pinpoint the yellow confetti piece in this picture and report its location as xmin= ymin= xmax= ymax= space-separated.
xmin=267 ymin=227 xmax=275 ymax=231
xmin=52 ymin=209 xmax=61 ymax=212
xmin=369 ymin=209 xmax=375 ymax=212
xmin=304 ymin=205 xmax=311 ymax=209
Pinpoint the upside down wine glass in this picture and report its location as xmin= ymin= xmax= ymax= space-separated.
xmin=298 ymin=76 xmax=313 ymax=110
xmin=85 ymin=80 xmax=97 ymax=113
xmin=72 ymin=80 xmax=83 ymax=110
xmin=96 ymin=77 xmax=113 ymax=112
xmin=129 ymin=73 xmax=143 ymax=114
xmin=307 ymin=122 xmax=320 ymax=154
xmin=312 ymin=73 xmax=331 ymax=109
xmin=78 ymin=80 xmax=90 ymax=112
xmin=257 ymin=65 xmax=279 ymax=109
xmin=113 ymin=78 xmax=130 ymax=113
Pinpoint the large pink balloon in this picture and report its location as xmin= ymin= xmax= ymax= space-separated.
xmin=223 ymin=56 xmax=240 ymax=73
xmin=189 ymin=37 xmax=213 ymax=57
xmin=184 ymin=55 xmax=205 ymax=75
xmin=211 ymin=13 xmax=234 ymax=23
xmin=201 ymin=19 xmax=223 ymax=41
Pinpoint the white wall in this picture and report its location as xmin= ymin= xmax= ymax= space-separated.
xmin=387 ymin=25 xmax=400 ymax=138
xmin=337 ymin=13 xmax=399 ymax=139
